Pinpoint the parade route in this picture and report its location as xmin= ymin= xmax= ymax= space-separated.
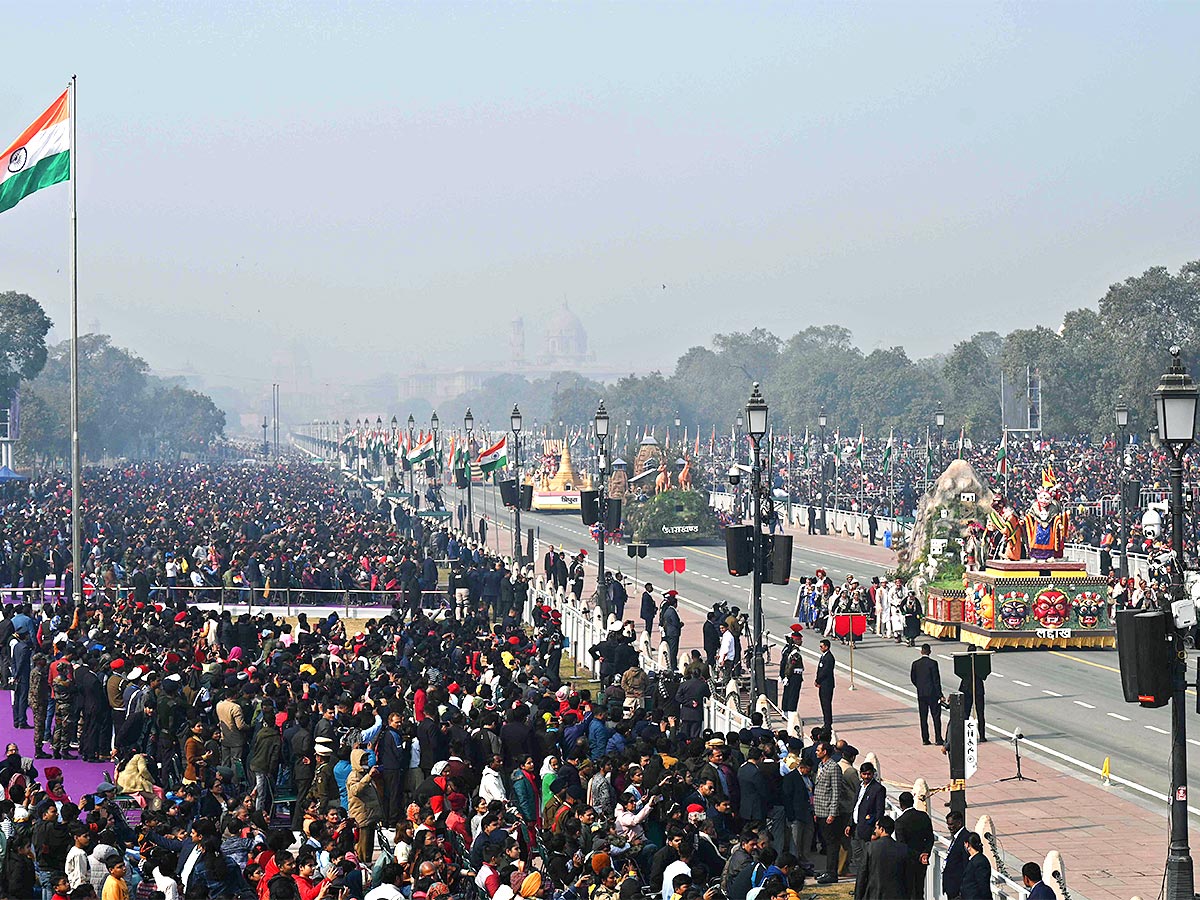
xmin=464 ymin=482 xmax=1200 ymax=822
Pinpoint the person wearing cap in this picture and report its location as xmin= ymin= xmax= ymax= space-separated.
xmin=660 ymin=592 xmax=682 ymax=672
xmin=29 ymin=652 xmax=51 ymax=758
xmin=780 ymin=626 xmax=806 ymax=734
xmin=11 ymin=623 xmax=33 ymax=729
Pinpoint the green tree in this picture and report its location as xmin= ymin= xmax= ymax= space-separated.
xmin=0 ymin=290 xmax=51 ymax=405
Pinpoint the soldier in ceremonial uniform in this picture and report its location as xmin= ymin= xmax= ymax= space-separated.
xmin=780 ymin=625 xmax=806 ymax=734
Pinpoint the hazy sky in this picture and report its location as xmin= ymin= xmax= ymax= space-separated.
xmin=2 ymin=1 xmax=1199 ymax=392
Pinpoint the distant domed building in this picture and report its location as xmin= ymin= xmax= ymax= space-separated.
xmin=544 ymin=302 xmax=591 ymax=365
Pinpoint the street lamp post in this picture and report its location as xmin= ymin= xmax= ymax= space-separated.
xmin=511 ymin=405 xmax=523 ymax=565
xmin=464 ymin=408 xmax=475 ymax=540
xmin=390 ymin=416 xmax=398 ymax=482
xmin=407 ymin=413 xmax=416 ymax=496
xmin=745 ymin=384 xmax=769 ymax=700
xmin=935 ymin=401 xmax=946 ymax=474
xmin=735 ymin=411 xmax=744 ymax=521
xmin=818 ymin=407 xmax=827 ymax=535
xmin=1153 ymin=346 xmax=1198 ymax=900
xmin=1115 ymin=397 xmax=1129 ymax=583
xmin=595 ymin=401 xmax=610 ymax=615
xmin=342 ymin=419 xmax=350 ymax=468
xmin=262 ymin=417 xmax=269 ymax=458
xmin=430 ymin=411 xmax=440 ymax=505
xmin=355 ymin=418 xmax=362 ymax=475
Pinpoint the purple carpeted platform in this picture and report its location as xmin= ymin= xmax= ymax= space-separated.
xmin=0 ymin=688 xmax=115 ymax=799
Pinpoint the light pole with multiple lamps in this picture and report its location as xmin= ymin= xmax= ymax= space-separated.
xmin=1153 ymin=347 xmax=1197 ymax=900
xmin=744 ymin=384 xmax=769 ymax=699
xmin=464 ymin=408 xmax=475 ymax=539
xmin=594 ymin=401 xmax=610 ymax=613
xmin=511 ymin=404 xmax=523 ymax=565
xmin=1115 ymin=397 xmax=1129 ymax=583
xmin=818 ymin=407 xmax=827 ymax=534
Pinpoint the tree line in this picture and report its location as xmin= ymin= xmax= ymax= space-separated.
xmin=0 ymin=291 xmax=226 ymax=467
xmin=452 ymin=261 xmax=1200 ymax=440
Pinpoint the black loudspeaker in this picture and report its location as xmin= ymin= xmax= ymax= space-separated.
xmin=498 ymin=479 xmax=519 ymax=508
xmin=456 ymin=469 xmax=469 ymax=489
xmin=1115 ymin=609 xmax=1141 ymax=703
xmin=767 ymin=534 xmax=792 ymax=585
xmin=520 ymin=484 xmax=533 ymax=511
xmin=725 ymin=525 xmax=753 ymax=576
xmin=1122 ymin=610 xmax=1172 ymax=708
xmin=424 ymin=460 xmax=437 ymax=477
xmin=605 ymin=498 xmax=623 ymax=533
xmin=1122 ymin=480 xmax=1142 ymax=511
xmin=580 ymin=490 xmax=600 ymax=526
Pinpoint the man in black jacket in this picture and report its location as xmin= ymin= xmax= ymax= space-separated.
xmin=894 ymin=791 xmax=934 ymax=898
xmin=853 ymin=815 xmax=910 ymax=900
xmin=660 ymin=592 xmax=683 ymax=671
xmin=941 ymin=810 xmax=968 ymax=899
xmin=846 ymin=762 xmax=886 ymax=875
xmin=910 ymin=644 xmax=944 ymax=745
xmin=640 ymin=584 xmax=658 ymax=641
xmin=815 ymin=640 xmax=835 ymax=733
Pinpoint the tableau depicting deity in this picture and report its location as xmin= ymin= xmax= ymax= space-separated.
xmin=1022 ymin=465 xmax=1069 ymax=560
xmin=985 ymin=465 xmax=1069 ymax=562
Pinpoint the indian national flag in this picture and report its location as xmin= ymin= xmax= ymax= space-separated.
xmin=478 ymin=435 xmax=508 ymax=474
xmin=0 ymin=91 xmax=70 ymax=215
xmin=407 ymin=432 xmax=434 ymax=464
xmin=996 ymin=429 xmax=1008 ymax=474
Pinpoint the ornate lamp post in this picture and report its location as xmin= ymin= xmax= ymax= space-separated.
xmin=818 ymin=407 xmax=827 ymax=534
xmin=745 ymin=383 xmax=769 ymax=699
xmin=464 ymin=408 xmax=475 ymax=539
xmin=1153 ymin=347 xmax=1198 ymax=900
xmin=511 ymin=404 xmax=523 ymax=565
xmin=595 ymin=401 xmax=610 ymax=613
xmin=390 ymin=416 xmax=398 ymax=480
xmin=935 ymin=401 xmax=946 ymax=473
xmin=430 ymin=411 xmax=440 ymax=502
xmin=407 ymin=413 xmax=416 ymax=495
xmin=1115 ymin=397 xmax=1129 ymax=583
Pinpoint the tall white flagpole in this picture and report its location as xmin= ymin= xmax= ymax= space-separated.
xmin=68 ymin=74 xmax=81 ymax=610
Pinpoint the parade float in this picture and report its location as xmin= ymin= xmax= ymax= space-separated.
xmin=621 ymin=435 xmax=720 ymax=544
xmin=525 ymin=439 xmax=592 ymax=511
xmin=904 ymin=460 xmax=1113 ymax=649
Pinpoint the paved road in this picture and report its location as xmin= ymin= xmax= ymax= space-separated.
xmin=460 ymin=481 xmax=1199 ymax=816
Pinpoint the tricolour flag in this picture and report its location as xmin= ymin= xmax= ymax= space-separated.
xmin=882 ymin=428 xmax=895 ymax=474
xmin=478 ymin=435 xmax=508 ymax=474
xmin=856 ymin=426 xmax=865 ymax=467
xmin=996 ymin=429 xmax=1008 ymax=474
xmin=407 ymin=432 xmax=434 ymax=464
xmin=0 ymin=91 xmax=70 ymax=215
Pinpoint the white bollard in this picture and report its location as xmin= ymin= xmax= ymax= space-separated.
xmin=863 ymin=751 xmax=881 ymax=784
xmin=912 ymin=778 xmax=930 ymax=813
xmin=1042 ymin=850 xmax=1068 ymax=900
xmin=974 ymin=814 xmax=1010 ymax=880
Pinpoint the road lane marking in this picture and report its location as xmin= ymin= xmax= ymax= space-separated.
xmin=991 ymin=673 xmax=1004 ymax=678
xmin=1107 ymin=713 xmax=1131 ymax=721
xmin=1074 ymin=701 xmax=1096 ymax=709
xmin=937 ymin=654 xmax=953 ymax=661
xmin=1013 ymin=680 xmax=1031 ymax=687
xmin=1048 ymin=650 xmax=1120 ymax=673
xmin=1146 ymin=725 xmax=1170 ymax=735
xmin=1042 ymin=690 xmax=1062 ymax=697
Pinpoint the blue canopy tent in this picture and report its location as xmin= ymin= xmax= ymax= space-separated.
xmin=0 ymin=466 xmax=26 ymax=482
